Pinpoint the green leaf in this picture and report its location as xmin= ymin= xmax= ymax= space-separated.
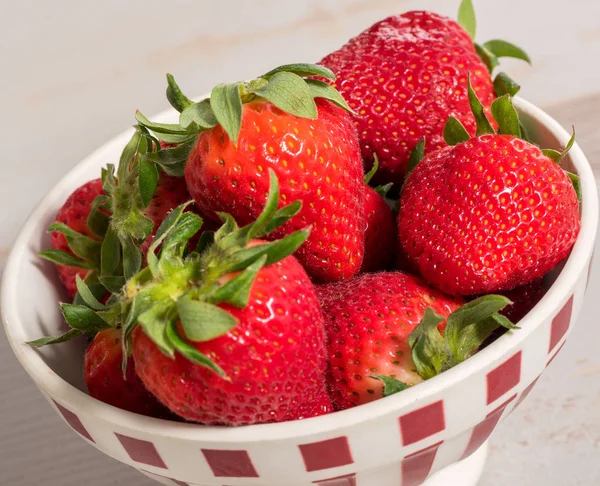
xmin=474 ymin=43 xmax=499 ymax=73
xmin=211 ymin=255 xmax=267 ymax=308
xmin=61 ymin=304 xmax=111 ymax=332
xmin=147 ymin=202 xmax=193 ymax=275
xmin=48 ymin=223 xmax=101 ymax=265
xmin=87 ymin=195 xmax=110 ymax=238
xmin=443 ymin=117 xmax=471 ymax=146
xmin=542 ymin=127 xmax=576 ymax=163
xmin=165 ymin=321 xmax=225 ymax=376
xmin=118 ymin=131 xmax=142 ymax=182
xmin=467 ymin=74 xmax=495 ymax=136
xmin=458 ymin=0 xmax=476 ymax=40
xmin=146 ymin=139 xmax=195 ymax=177
xmin=166 ymin=73 xmax=193 ymax=112
xmin=214 ymin=213 xmax=239 ymax=243
xmin=262 ymin=63 xmax=335 ymax=81
xmin=225 ymin=228 xmax=310 ymax=273
xmin=444 ymin=295 xmax=512 ymax=360
xmin=565 ymin=170 xmax=582 ymax=203
xmin=73 ymin=281 xmax=106 ymax=306
xmin=493 ymin=72 xmax=521 ymax=97
xmin=161 ymin=212 xmax=203 ymax=256
xmin=38 ymin=249 xmax=92 ymax=269
xmin=364 ymin=153 xmax=379 ymax=185
xmin=304 ymin=78 xmax=353 ymax=113
xmin=180 ymin=99 xmax=218 ymax=129
xmin=257 ymin=201 xmax=302 ymax=238
xmin=138 ymin=305 xmax=176 ymax=358
xmin=405 ymin=138 xmax=426 ymax=178
xmin=27 ymin=328 xmax=84 ymax=348
xmin=177 ymin=298 xmax=239 ymax=342
xmin=483 ymin=40 xmax=532 ymax=65
xmin=75 ymin=275 xmax=106 ymax=310
xmin=99 ymin=276 xmax=126 ymax=294
xmin=149 ymin=132 xmax=197 ymax=145
xmin=95 ymin=305 xmax=122 ymax=328
xmin=490 ymin=95 xmax=522 ymax=138
xmin=210 ymin=82 xmax=243 ymax=143
xmin=541 ymin=149 xmax=562 ymax=163
xmin=122 ymin=289 xmax=156 ymax=343
xmin=121 ymin=234 xmax=142 ymax=281
xmin=253 ymin=72 xmax=318 ymax=119
xmin=369 ymin=375 xmax=410 ymax=397
xmin=492 ymin=312 xmax=520 ymax=330
xmin=138 ymin=156 xmax=160 ymax=208
xmin=101 ymin=227 xmax=121 ymax=277
xmin=374 ymin=183 xmax=394 ymax=198
xmin=135 ymin=111 xmax=192 ymax=135
xmin=408 ymin=308 xmax=447 ymax=380
xmin=241 ymin=168 xmax=280 ymax=241
xmin=195 ymin=230 xmax=215 ymax=254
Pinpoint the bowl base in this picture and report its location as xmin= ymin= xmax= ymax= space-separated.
xmin=424 ymin=440 xmax=488 ymax=486
xmin=139 ymin=440 xmax=489 ymax=486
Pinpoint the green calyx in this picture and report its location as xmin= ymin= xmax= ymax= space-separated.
xmin=443 ymin=75 xmax=581 ymax=200
xmin=408 ymin=295 xmax=517 ymax=380
xmin=364 ymin=294 xmax=516 ymax=399
xmin=38 ymin=126 xmax=172 ymax=306
xmin=457 ymin=0 xmax=530 ymax=97
xmin=31 ymin=170 xmax=310 ymax=379
xmin=136 ymin=63 xmax=353 ymax=157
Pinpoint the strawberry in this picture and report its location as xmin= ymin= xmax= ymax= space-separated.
xmin=84 ymin=328 xmax=171 ymax=418
xmin=398 ymin=83 xmax=581 ymax=295
xmin=319 ymin=1 xmax=530 ymax=185
xmin=136 ymin=64 xmax=365 ymax=282
xmin=361 ymin=158 xmax=397 ymax=273
xmin=498 ymin=279 xmax=546 ymax=323
xmin=317 ymin=272 xmax=513 ymax=409
xmin=33 ymin=171 xmax=333 ymax=425
xmin=47 ymin=179 xmax=105 ymax=298
xmin=41 ymin=130 xmax=207 ymax=299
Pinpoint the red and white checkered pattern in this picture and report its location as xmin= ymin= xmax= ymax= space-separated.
xmin=48 ymin=269 xmax=588 ymax=486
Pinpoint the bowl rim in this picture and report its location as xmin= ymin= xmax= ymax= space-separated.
xmin=2 ymin=96 xmax=598 ymax=443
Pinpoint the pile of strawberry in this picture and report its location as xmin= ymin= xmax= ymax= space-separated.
xmin=30 ymin=0 xmax=581 ymax=425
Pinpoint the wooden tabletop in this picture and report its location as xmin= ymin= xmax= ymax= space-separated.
xmin=2 ymin=1 xmax=600 ymax=485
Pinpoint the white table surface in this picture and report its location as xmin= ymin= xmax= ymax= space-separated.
xmin=2 ymin=0 xmax=600 ymax=484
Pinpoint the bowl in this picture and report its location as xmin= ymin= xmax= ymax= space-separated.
xmin=2 ymin=96 xmax=597 ymax=486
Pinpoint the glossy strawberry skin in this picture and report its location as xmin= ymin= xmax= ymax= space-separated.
xmin=84 ymin=329 xmax=171 ymax=418
xmin=184 ymin=99 xmax=365 ymax=282
xmin=361 ymin=185 xmax=397 ymax=273
xmin=51 ymin=179 xmax=104 ymax=298
xmin=317 ymin=272 xmax=462 ymax=410
xmin=399 ymin=134 xmax=581 ymax=295
xmin=320 ymin=11 xmax=495 ymax=185
xmin=132 ymin=255 xmax=333 ymax=425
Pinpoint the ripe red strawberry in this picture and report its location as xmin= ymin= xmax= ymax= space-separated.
xmin=318 ymin=272 xmax=512 ymax=409
xmin=361 ymin=160 xmax=397 ymax=272
xmin=138 ymin=64 xmax=365 ymax=283
xmin=42 ymin=171 xmax=334 ymax=425
xmin=84 ymin=328 xmax=171 ymax=418
xmin=132 ymin=250 xmax=332 ymax=425
xmin=361 ymin=185 xmax=397 ymax=273
xmin=498 ymin=279 xmax=546 ymax=323
xmin=398 ymin=86 xmax=581 ymax=295
xmin=49 ymin=179 xmax=104 ymax=297
xmin=320 ymin=3 xmax=529 ymax=186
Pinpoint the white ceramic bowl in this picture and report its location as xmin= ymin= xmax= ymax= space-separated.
xmin=2 ymin=97 xmax=597 ymax=486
